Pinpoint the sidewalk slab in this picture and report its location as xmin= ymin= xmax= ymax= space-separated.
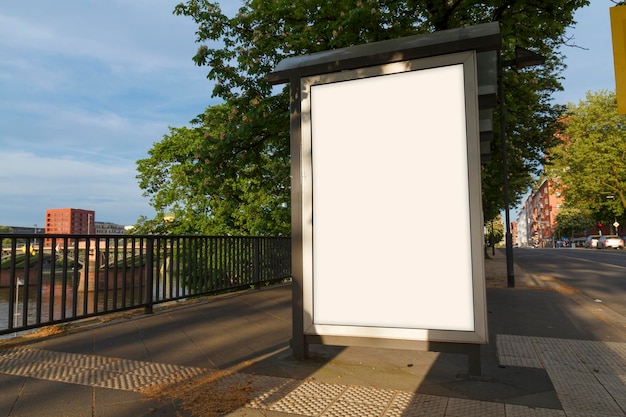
xmin=0 ymin=266 xmax=623 ymax=417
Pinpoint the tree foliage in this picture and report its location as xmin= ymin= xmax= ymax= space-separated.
xmin=0 ymin=225 xmax=13 ymax=246
xmin=136 ymin=103 xmax=290 ymax=235
xmin=136 ymin=0 xmax=589 ymax=234
xmin=485 ymin=214 xmax=505 ymax=245
xmin=554 ymin=206 xmax=595 ymax=238
xmin=546 ymin=90 xmax=626 ymax=223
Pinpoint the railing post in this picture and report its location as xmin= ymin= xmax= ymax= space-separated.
xmin=144 ymin=237 xmax=154 ymax=314
xmin=7 ymin=239 xmax=17 ymax=330
xmin=253 ymin=238 xmax=261 ymax=289
xmin=0 ymin=233 xmax=293 ymax=335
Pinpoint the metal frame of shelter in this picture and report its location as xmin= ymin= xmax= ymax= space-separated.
xmin=269 ymin=23 xmax=502 ymax=376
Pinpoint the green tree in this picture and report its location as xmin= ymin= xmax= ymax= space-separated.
xmin=485 ymin=214 xmax=505 ymax=246
xmin=546 ymin=90 xmax=626 ymax=223
xmin=137 ymin=0 xmax=588 ymax=233
xmin=136 ymin=104 xmax=290 ymax=235
xmin=554 ymin=206 xmax=595 ymax=239
xmin=1 ymin=225 xmax=13 ymax=246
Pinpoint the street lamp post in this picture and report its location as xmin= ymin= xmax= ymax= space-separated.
xmin=498 ymin=54 xmax=514 ymax=286
xmin=499 ymin=46 xmax=546 ymax=288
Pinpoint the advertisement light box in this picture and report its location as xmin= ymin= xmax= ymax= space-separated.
xmin=299 ymin=51 xmax=487 ymax=344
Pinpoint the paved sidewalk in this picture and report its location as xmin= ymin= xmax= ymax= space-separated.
xmin=0 ymin=249 xmax=625 ymax=416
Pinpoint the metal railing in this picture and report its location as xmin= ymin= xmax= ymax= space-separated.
xmin=0 ymin=234 xmax=291 ymax=336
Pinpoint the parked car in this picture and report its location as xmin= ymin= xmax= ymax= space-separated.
xmin=584 ymin=235 xmax=601 ymax=248
xmin=597 ymin=235 xmax=624 ymax=249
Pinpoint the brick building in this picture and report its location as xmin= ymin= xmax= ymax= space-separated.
xmin=516 ymin=179 xmax=565 ymax=247
xmin=45 ymin=208 xmax=95 ymax=235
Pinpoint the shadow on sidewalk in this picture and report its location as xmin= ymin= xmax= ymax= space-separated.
xmin=8 ymin=275 xmax=626 ymax=416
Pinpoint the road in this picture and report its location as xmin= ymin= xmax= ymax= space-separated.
xmin=513 ymin=247 xmax=626 ymax=316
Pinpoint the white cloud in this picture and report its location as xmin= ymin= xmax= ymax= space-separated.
xmin=0 ymin=150 xmax=153 ymax=226
xmin=2 ymin=100 xmax=168 ymax=162
xmin=1 ymin=0 xmax=612 ymax=228
xmin=2 ymin=151 xmax=134 ymax=194
xmin=0 ymin=13 xmax=54 ymax=46
xmin=0 ymin=1 xmax=221 ymax=227
xmin=0 ymin=2 xmax=200 ymax=74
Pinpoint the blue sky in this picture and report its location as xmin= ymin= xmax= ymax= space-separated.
xmin=0 ymin=1 xmax=618 ymax=228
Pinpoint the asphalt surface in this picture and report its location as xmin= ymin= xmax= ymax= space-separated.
xmin=0 ymin=249 xmax=625 ymax=417
xmin=514 ymin=247 xmax=626 ymax=316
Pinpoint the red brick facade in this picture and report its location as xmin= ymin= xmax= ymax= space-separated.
xmin=45 ymin=208 xmax=95 ymax=235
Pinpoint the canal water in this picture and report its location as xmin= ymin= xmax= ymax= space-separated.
xmin=0 ymin=285 xmax=137 ymax=338
xmin=0 ymin=274 xmax=184 ymax=338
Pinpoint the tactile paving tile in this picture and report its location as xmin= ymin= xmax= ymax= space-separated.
xmin=571 ymin=341 xmax=626 ymax=370
xmin=496 ymin=334 xmax=536 ymax=357
xmin=29 ymin=362 xmax=82 ymax=380
xmin=530 ymin=337 xmax=573 ymax=357
xmin=496 ymin=336 xmax=626 ymax=416
xmin=591 ymin=374 xmax=626 ymax=406
xmin=384 ymin=392 xmax=447 ymax=417
xmin=1 ymin=360 xmax=50 ymax=376
xmin=541 ymin=343 xmax=626 ymax=417
xmin=63 ymin=369 xmax=121 ymax=386
xmin=0 ymin=356 xmax=23 ymax=372
xmin=64 ymin=354 xmax=117 ymax=368
xmin=0 ymin=347 xmax=63 ymax=363
xmin=566 ymin=339 xmax=615 ymax=364
xmin=557 ymin=391 xmax=625 ymax=416
xmin=315 ymin=385 xmax=397 ymax=417
xmin=382 ymin=391 xmax=413 ymax=417
xmin=503 ymin=404 xmax=565 ymax=417
xmin=127 ymin=361 xmax=199 ymax=378
xmin=585 ymin=362 xmax=626 ymax=375
xmin=614 ymin=396 xmax=626 ymax=415
xmin=5 ymin=339 xmax=626 ymax=417
xmin=0 ymin=347 xmax=208 ymax=392
xmin=95 ymin=358 xmax=146 ymax=373
xmin=532 ymin=338 xmax=587 ymax=373
xmin=546 ymin=369 xmax=600 ymax=388
xmin=337 ymin=385 xmax=396 ymax=405
xmin=102 ymin=372 xmax=166 ymax=391
xmin=382 ymin=390 xmax=412 ymax=410
xmin=498 ymin=355 xmax=544 ymax=369
xmin=605 ymin=341 xmax=626 ymax=358
xmin=540 ymin=351 xmax=590 ymax=373
xmin=269 ymin=379 xmax=350 ymax=415
xmin=247 ymin=376 xmax=308 ymax=409
xmin=0 ymin=347 xmax=20 ymax=358
xmin=288 ymin=379 xmax=349 ymax=398
xmin=445 ymin=397 xmax=505 ymax=417
xmin=496 ymin=335 xmax=542 ymax=368
xmin=321 ymin=399 xmax=388 ymax=417
xmin=270 ymin=393 xmax=335 ymax=416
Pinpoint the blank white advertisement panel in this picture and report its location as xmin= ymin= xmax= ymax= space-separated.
xmin=301 ymin=53 xmax=487 ymax=343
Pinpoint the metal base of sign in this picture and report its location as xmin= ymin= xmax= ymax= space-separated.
xmin=293 ymin=335 xmax=482 ymax=377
